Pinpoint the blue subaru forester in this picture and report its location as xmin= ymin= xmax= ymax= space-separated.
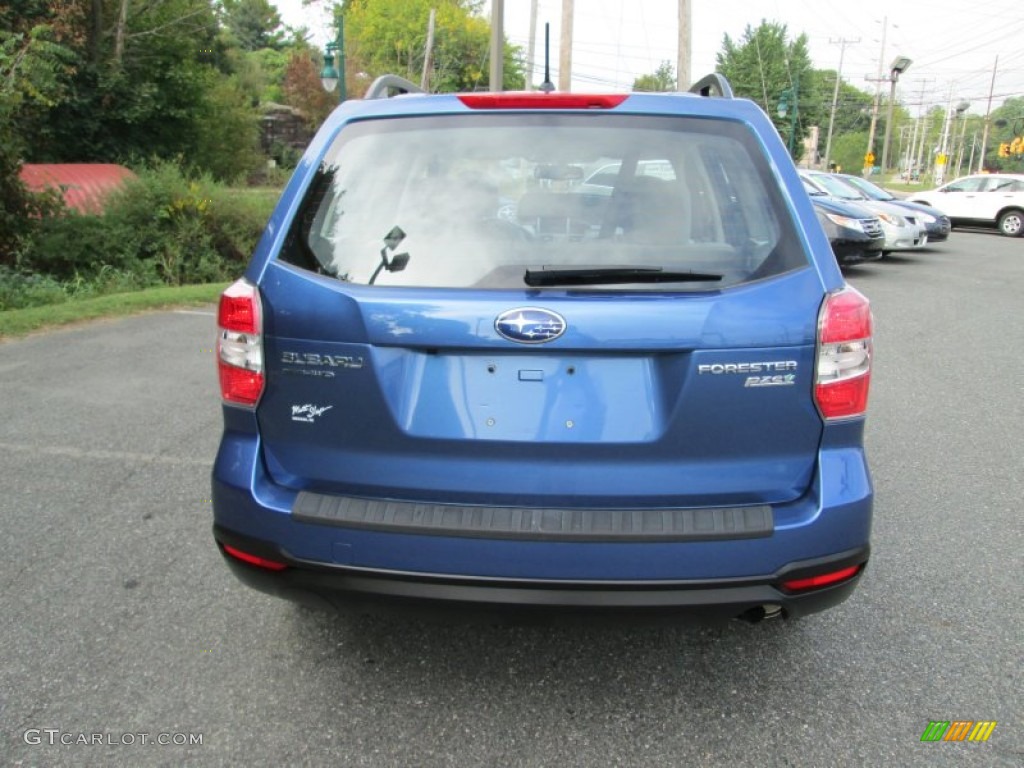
xmin=212 ymin=74 xmax=873 ymax=622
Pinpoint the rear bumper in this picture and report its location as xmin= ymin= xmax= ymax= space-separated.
xmin=212 ymin=418 xmax=873 ymax=621
xmin=214 ymin=524 xmax=868 ymax=622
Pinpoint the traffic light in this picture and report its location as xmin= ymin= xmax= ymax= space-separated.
xmin=1011 ymin=137 xmax=1024 ymax=155
xmin=998 ymin=143 xmax=1010 ymax=158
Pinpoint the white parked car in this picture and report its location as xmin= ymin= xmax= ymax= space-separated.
xmin=910 ymin=173 xmax=1024 ymax=237
xmin=800 ymin=171 xmax=928 ymax=253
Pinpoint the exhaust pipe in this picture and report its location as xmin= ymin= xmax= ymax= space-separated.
xmin=737 ymin=604 xmax=784 ymax=623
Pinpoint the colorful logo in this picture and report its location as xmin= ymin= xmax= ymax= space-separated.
xmin=920 ymin=721 xmax=996 ymax=742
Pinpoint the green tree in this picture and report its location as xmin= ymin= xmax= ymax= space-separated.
xmin=192 ymin=73 xmax=262 ymax=181
xmin=827 ymin=131 xmax=869 ymax=176
xmin=716 ymin=20 xmax=813 ymax=159
xmin=219 ymin=0 xmax=284 ymax=51
xmin=237 ymin=46 xmax=290 ymax=104
xmin=15 ymin=0 xmax=265 ymax=180
xmin=814 ymin=72 xmax=873 ymax=137
xmin=341 ymin=0 xmax=525 ymax=93
xmin=983 ymin=97 xmax=1024 ymax=173
xmin=633 ymin=61 xmax=676 ymax=92
xmin=0 ymin=8 xmax=78 ymax=264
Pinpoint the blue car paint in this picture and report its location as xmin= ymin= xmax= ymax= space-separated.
xmin=213 ymin=87 xmax=873 ymax=618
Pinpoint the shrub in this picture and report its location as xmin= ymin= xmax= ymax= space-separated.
xmin=27 ymin=211 xmax=138 ymax=279
xmin=0 ymin=141 xmax=64 ymax=268
xmin=0 ymin=266 xmax=66 ymax=310
xmin=0 ymin=264 xmax=153 ymax=311
xmin=105 ymin=161 xmax=270 ymax=284
xmin=18 ymin=160 xmax=274 ymax=291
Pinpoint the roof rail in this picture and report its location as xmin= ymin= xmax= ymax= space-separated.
xmin=688 ymin=73 xmax=734 ymax=99
xmin=365 ymin=74 xmax=425 ymax=100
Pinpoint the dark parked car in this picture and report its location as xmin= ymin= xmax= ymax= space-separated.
xmin=801 ymin=170 xmax=927 ymax=253
xmin=802 ymin=179 xmax=885 ymax=264
xmin=837 ymin=173 xmax=950 ymax=242
xmin=212 ymin=73 xmax=874 ymax=624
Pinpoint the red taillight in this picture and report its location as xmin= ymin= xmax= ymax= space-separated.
xmin=815 ymin=286 xmax=872 ymax=420
xmin=457 ymin=93 xmax=628 ymax=110
xmin=222 ymin=544 xmax=288 ymax=571
xmin=218 ymin=284 xmax=258 ymax=334
xmin=217 ymin=278 xmax=264 ymax=407
xmin=781 ymin=565 xmax=861 ymax=592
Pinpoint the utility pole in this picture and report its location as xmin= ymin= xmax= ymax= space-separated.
xmin=823 ymin=37 xmax=858 ymax=171
xmin=915 ymin=112 xmax=930 ymax=179
xmin=907 ymin=117 xmax=918 ymax=178
xmin=489 ymin=0 xmax=504 ymax=91
xmin=955 ymin=107 xmax=970 ymax=176
xmin=907 ymin=79 xmax=931 ymax=179
xmin=676 ymin=0 xmax=691 ymax=90
xmin=935 ymin=86 xmax=954 ymax=186
xmin=420 ymin=9 xmax=436 ymax=92
xmin=978 ymin=55 xmax=999 ymax=173
xmin=559 ymin=0 xmax=574 ymax=91
xmin=966 ymin=130 xmax=978 ymax=175
xmin=864 ymin=16 xmax=888 ymax=174
xmin=880 ymin=56 xmax=912 ymax=176
xmin=896 ymin=124 xmax=909 ymax=174
xmin=526 ymin=0 xmax=538 ymax=88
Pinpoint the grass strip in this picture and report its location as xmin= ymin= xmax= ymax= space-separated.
xmin=0 ymin=283 xmax=227 ymax=339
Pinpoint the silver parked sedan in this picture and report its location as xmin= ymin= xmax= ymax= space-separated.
xmin=800 ymin=171 xmax=928 ymax=253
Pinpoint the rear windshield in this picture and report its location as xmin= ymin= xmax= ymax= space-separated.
xmin=283 ymin=113 xmax=806 ymax=290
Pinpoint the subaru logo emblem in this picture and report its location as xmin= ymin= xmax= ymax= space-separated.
xmin=495 ymin=308 xmax=566 ymax=344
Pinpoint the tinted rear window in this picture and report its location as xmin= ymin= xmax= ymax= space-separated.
xmin=283 ymin=113 xmax=806 ymax=290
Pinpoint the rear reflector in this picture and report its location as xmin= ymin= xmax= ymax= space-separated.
xmin=217 ymin=279 xmax=264 ymax=407
xmin=458 ymin=93 xmax=628 ymax=110
xmin=782 ymin=565 xmax=861 ymax=592
xmin=222 ymin=544 xmax=288 ymax=571
xmin=218 ymin=364 xmax=264 ymax=407
xmin=815 ymin=286 xmax=872 ymax=419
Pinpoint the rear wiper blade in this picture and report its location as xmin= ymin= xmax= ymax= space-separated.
xmin=524 ymin=265 xmax=722 ymax=287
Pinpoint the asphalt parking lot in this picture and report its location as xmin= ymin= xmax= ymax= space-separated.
xmin=1 ymin=231 xmax=1021 ymax=767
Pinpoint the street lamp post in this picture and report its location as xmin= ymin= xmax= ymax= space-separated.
xmin=319 ymin=16 xmax=346 ymax=103
xmin=879 ymin=55 xmax=911 ymax=176
xmin=777 ymin=75 xmax=799 ymax=158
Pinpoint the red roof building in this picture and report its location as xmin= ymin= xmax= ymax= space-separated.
xmin=18 ymin=164 xmax=137 ymax=215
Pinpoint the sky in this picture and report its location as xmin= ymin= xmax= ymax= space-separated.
xmin=275 ymin=0 xmax=1024 ymax=116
